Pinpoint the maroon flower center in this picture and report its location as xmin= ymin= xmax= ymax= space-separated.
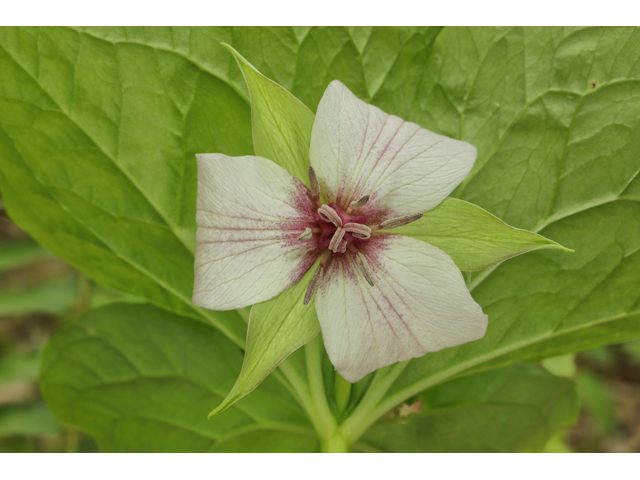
xmin=315 ymin=202 xmax=371 ymax=255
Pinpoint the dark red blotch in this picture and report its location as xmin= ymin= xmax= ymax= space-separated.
xmin=316 ymin=202 xmax=368 ymax=255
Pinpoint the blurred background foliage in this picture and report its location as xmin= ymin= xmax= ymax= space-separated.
xmin=0 ymin=193 xmax=139 ymax=452
xmin=3 ymin=194 xmax=638 ymax=453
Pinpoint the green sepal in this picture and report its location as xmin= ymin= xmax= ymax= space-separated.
xmin=210 ymin=263 xmax=321 ymax=416
xmin=393 ymin=198 xmax=573 ymax=272
xmin=223 ymin=43 xmax=315 ymax=185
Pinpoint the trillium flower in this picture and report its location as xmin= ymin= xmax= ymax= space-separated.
xmin=193 ymin=80 xmax=488 ymax=382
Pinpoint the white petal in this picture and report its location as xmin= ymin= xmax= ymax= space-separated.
xmin=193 ymin=154 xmax=318 ymax=310
xmin=309 ymin=81 xmax=477 ymax=223
xmin=315 ymin=234 xmax=487 ymax=382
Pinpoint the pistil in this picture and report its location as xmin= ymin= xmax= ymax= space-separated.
xmin=301 ymin=194 xmax=379 ymax=304
xmin=328 ymin=227 xmax=346 ymax=252
xmin=318 ymin=204 xmax=343 ymax=226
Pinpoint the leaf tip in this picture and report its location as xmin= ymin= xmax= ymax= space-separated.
xmin=549 ymin=242 xmax=574 ymax=254
xmin=219 ymin=42 xmax=234 ymax=52
xmin=207 ymin=402 xmax=228 ymax=419
xmin=220 ymin=43 xmax=260 ymax=78
xmin=220 ymin=42 xmax=245 ymax=61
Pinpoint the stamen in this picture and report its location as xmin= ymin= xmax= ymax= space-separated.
xmin=309 ymin=167 xmax=320 ymax=204
xmin=355 ymin=252 xmax=375 ymax=287
xmin=346 ymin=195 xmax=370 ymax=214
xmin=344 ymin=222 xmax=371 ymax=239
xmin=318 ymin=204 xmax=342 ymax=227
xmin=304 ymin=263 xmax=324 ymax=306
xmin=338 ymin=239 xmax=348 ymax=253
xmin=328 ymin=227 xmax=346 ymax=252
xmin=297 ymin=228 xmax=313 ymax=241
xmin=378 ymin=213 xmax=423 ymax=230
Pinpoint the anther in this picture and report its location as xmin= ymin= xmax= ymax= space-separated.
xmin=318 ymin=204 xmax=342 ymax=227
xmin=347 ymin=195 xmax=370 ymax=214
xmin=350 ymin=195 xmax=370 ymax=209
xmin=309 ymin=167 xmax=320 ymax=204
xmin=304 ymin=264 xmax=324 ymax=306
xmin=378 ymin=213 xmax=423 ymax=230
xmin=297 ymin=228 xmax=313 ymax=241
xmin=355 ymin=252 xmax=375 ymax=287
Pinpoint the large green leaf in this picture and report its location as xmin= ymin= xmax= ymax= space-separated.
xmin=339 ymin=27 xmax=640 ymax=439
xmin=2 ymin=27 xmax=640 ymax=447
xmin=0 ymin=26 xmax=553 ymax=347
xmin=0 ymin=27 xmax=250 ymax=345
xmin=357 ymin=363 xmax=579 ymax=452
xmin=39 ymin=303 xmax=319 ymax=452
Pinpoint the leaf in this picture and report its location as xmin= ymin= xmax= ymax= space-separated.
xmin=0 ymin=403 xmax=63 ymax=437
xmin=210 ymin=264 xmax=321 ymax=416
xmin=223 ymin=44 xmax=315 ymax=185
xmin=2 ymin=26 xmax=640 ymax=446
xmin=395 ymin=198 xmax=572 ymax=272
xmin=0 ymin=277 xmax=79 ymax=316
xmin=39 ymin=302 xmax=319 ymax=452
xmin=575 ymin=371 xmax=616 ymax=435
xmin=0 ymin=27 xmax=440 ymax=350
xmin=541 ymin=354 xmax=576 ymax=378
xmin=358 ymin=363 xmax=579 ymax=452
xmin=0 ymin=351 xmax=41 ymax=385
xmin=0 ymin=240 xmax=49 ymax=271
xmin=342 ymin=26 xmax=640 ymax=430
xmin=0 ymin=27 xmax=249 ymax=346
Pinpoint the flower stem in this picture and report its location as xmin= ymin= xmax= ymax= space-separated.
xmin=320 ymin=430 xmax=350 ymax=453
xmin=334 ymin=373 xmax=351 ymax=416
xmin=304 ymin=337 xmax=338 ymax=440
xmin=340 ymin=361 xmax=409 ymax=443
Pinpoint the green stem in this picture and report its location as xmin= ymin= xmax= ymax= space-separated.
xmin=303 ymin=337 xmax=338 ymax=440
xmin=340 ymin=361 xmax=409 ymax=443
xmin=277 ymin=360 xmax=322 ymax=423
xmin=320 ymin=430 xmax=350 ymax=453
xmin=334 ymin=373 xmax=352 ymax=416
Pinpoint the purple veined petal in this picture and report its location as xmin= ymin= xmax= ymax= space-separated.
xmin=314 ymin=233 xmax=488 ymax=382
xmin=193 ymin=154 xmax=320 ymax=311
xmin=309 ymin=80 xmax=477 ymax=224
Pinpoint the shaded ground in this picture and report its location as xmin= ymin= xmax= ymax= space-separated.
xmin=1 ymin=196 xmax=639 ymax=453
